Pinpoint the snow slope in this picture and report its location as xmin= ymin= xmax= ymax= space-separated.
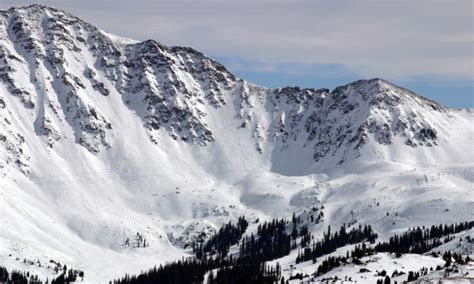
xmin=0 ymin=4 xmax=473 ymax=282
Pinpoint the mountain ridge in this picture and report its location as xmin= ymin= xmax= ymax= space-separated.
xmin=0 ymin=3 xmax=453 ymax=166
xmin=0 ymin=4 xmax=473 ymax=282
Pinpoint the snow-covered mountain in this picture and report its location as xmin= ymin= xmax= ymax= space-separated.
xmin=0 ymin=5 xmax=473 ymax=282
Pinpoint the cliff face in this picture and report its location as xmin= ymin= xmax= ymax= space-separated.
xmin=0 ymin=5 xmax=457 ymax=177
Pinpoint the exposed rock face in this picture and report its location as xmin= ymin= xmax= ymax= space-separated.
xmin=0 ymin=99 xmax=30 ymax=176
xmin=0 ymin=5 xmax=451 ymax=176
xmin=1 ymin=6 xmax=473 ymax=282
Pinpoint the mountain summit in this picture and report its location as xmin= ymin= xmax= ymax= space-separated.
xmin=0 ymin=5 xmax=473 ymax=282
xmin=0 ymin=5 xmax=462 ymax=174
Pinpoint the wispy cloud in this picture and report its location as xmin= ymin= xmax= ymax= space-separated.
xmin=1 ymin=0 xmax=473 ymax=86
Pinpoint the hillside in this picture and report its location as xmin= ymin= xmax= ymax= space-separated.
xmin=0 ymin=5 xmax=473 ymax=282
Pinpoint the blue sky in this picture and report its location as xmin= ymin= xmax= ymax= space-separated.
xmin=2 ymin=0 xmax=473 ymax=108
xmin=216 ymin=58 xmax=474 ymax=109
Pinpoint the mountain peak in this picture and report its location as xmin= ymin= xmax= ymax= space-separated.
xmin=1 ymin=7 xmax=473 ymax=282
xmin=0 ymin=3 xmax=457 ymax=174
xmin=2 ymin=4 xmax=76 ymax=23
xmin=2 ymin=4 xmax=78 ymax=17
xmin=3 ymin=3 xmax=51 ymax=12
xmin=331 ymin=78 xmax=444 ymax=112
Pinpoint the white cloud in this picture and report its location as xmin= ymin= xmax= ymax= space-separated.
xmin=1 ymin=0 xmax=473 ymax=80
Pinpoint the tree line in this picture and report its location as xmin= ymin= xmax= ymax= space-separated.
xmin=7 ymin=216 xmax=470 ymax=284
xmin=0 ymin=265 xmax=83 ymax=284
xmin=112 ymin=216 xmax=294 ymax=284
xmin=375 ymin=221 xmax=474 ymax=254
xmin=0 ymin=266 xmax=41 ymax=284
xmin=239 ymin=218 xmax=292 ymax=262
xmin=296 ymin=224 xmax=377 ymax=263
xmin=194 ymin=216 xmax=248 ymax=258
xmin=308 ymin=222 xmax=474 ymax=281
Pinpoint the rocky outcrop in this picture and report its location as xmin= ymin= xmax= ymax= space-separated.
xmin=0 ymin=5 xmax=451 ymax=175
